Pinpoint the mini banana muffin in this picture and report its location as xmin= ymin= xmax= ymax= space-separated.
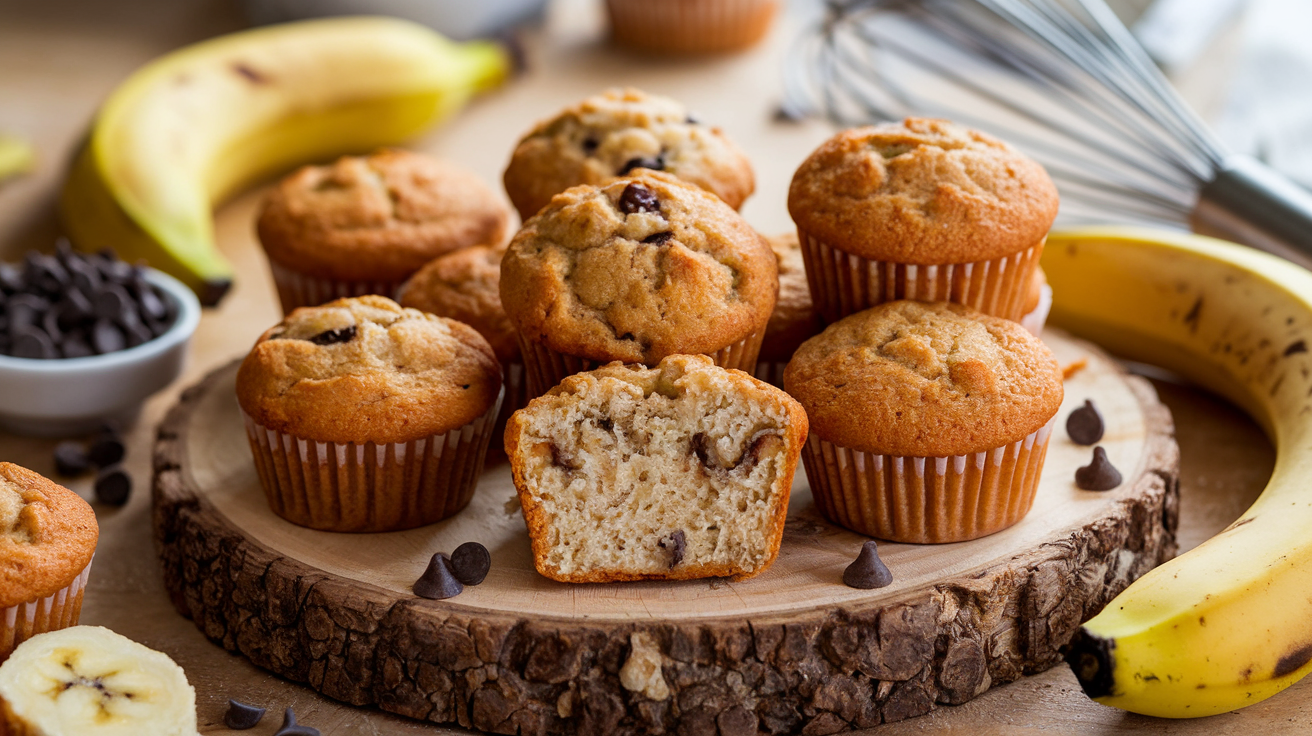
xmin=505 ymin=354 xmax=808 ymax=582
xmin=788 ymin=118 xmax=1059 ymax=324
xmin=0 ymin=463 xmax=97 ymax=660
xmin=1020 ymin=266 xmax=1052 ymax=337
xmin=236 ymin=295 xmax=503 ymax=532
xmin=605 ymin=0 xmax=780 ymax=55
xmin=755 ymin=232 xmax=821 ymax=387
xmin=503 ymin=88 xmax=755 ymax=220
xmin=501 ymin=170 xmax=777 ymax=398
xmin=784 ymin=301 xmax=1063 ymax=543
xmin=257 ymin=149 xmax=510 ymax=314
xmin=397 ymin=244 xmax=526 ymax=431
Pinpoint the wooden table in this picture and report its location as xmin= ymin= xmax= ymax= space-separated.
xmin=0 ymin=0 xmax=1303 ymax=733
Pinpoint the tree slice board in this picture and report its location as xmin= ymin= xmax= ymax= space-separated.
xmin=153 ymin=329 xmax=1178 ymax=735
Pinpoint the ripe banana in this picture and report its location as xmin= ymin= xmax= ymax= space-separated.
xmin=1046 ymin=227 xmax=1312 ymax=718
xmin=60 ymin=16 xmax=512 ymax=306
xmin=0 ymin=625 xmax=197 ymax=735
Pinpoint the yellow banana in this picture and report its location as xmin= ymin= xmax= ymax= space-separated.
xmin=60 ymin=16 xmax=511 ymax=305
xmin=1046 ymin=227 xmax=1312 ymax=718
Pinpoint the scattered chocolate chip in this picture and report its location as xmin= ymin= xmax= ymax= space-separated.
xmin=93 ymin=465 xmax=132 ymax=506
xmin=581 ymin=137 xmax=599 ymax=154
xmin=10 ymin=327 xmax=56 ymax=359
xmin=87 ymin=433 xmax=125 ymax=467
xmin=642 ymin=231 xmax=674 ymax=244
xmin=618 ymin=156 xmax=664 ymax=175
xmin=619 ymin=183 xmax=661 ymax=215
xmin=685 ymin=113 xmax=700 ymax=124
xmin=224 ymin=700 xmax=266 ymax=730
xmin=450 ymin=542 xmax=491 ymax=586
xmin=91 ymin=319 xmax=126 ymax=354
xmin=413 ymin=553 xmax=463 ymax=599
xmin=772 ymin=100 xmax=809 ymax=123
xmin=658 ymin=530 xmax=686 ymax=569
xmin=53 ymin=442 xmax=91 ymax=477
xmin=1075 ymin=446 xmax=1122 ymax=491
xmin=307 ymin=325 xmax=357 ymax=346
xmin=843 ymin=540 xmax=894 ymax=589
xmin=1066 ymin=400 xmax=1104 ymax=445
xmin=274 ymin=708 xmax=320 ymax=736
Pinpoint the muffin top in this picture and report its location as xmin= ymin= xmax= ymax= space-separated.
xmin=397 ymin=244 xmax=519 ymax=365
xmin=759 ymin=232 xmax=821 ymax=363
xmin=236 ymin=296 xmax=502 ymax=445
xmin=503 ymin=88 xmax=755 ymax=219
xmin=784 ymin=301 xmax=1062 ymax=456
xmin=257 ymin=149 xmax=509 ymax=282
xmin=0 ymin=463 xmax=98 ymax=608
xmin=788 ymin=118 xmax=1059 ymax=264
xmin=500 ymin=171 xmax=777 ymax=365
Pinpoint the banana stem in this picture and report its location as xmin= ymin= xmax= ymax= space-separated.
xmin=1066 ymin=629 xmax=1116 ymax=700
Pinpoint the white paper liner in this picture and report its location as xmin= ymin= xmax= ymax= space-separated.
xmin=803 ymin=419 xmax=1055 ymax=543
xmin=605 ymin=0 xmax=780 ymax=54
xmin=0 ymin=557 xmax=92 ymax=660
xmin=243 ymin=388 xmax=503 ymax=532
xmin=798 ymin=230 xmax=1045 ymax=324
xmin=268 ymin=260 xmax=403 ymax=315
xmin=518 ymin=329 xmax=767 ymax=399
xmin=1020 ymin=283 xmax=1054 ymax=337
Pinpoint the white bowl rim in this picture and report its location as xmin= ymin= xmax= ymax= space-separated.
xmin=0 ymin=268 xmax=202 ymax=373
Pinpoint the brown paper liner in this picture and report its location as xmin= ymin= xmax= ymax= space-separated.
xmin=243 ymin=390 xmax=502 ymax=532
xmin=754 ymin=361 xmax=788 ymax=389
xmin=803 ymin=419 xmax=1055 ymax=543
xmin=518 ymin=329 xmax=767 ymax=399
xmin=605 ymin=0 xmax=780 ymax=54
xmin=0 ymin=559 xmax=92 ymax=661
xmin=268 ymin=260 xmax=405 ymax=315
xmin=798 ymin=229 xmax=1045 ymax=324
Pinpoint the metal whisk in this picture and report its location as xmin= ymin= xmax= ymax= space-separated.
xmin=784 ymin=0 xmax=1312 ymax=264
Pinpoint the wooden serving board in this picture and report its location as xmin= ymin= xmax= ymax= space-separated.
xmin=152 ymin=329 xmax=1178 ymax=735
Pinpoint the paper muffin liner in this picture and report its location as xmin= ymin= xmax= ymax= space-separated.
xmin=268 ymin=260 xmax=404 ymax=315
xmin=754 ymin=360 xmax=788 ymax=389
xmin=242 ymin=389 xmax=503 ymax=532
xmin=518 ymin=329 xmax=767 ymax=399
xmin=803 ymin=418 xmax=1055 ymax=544
xmin=1020 ymin=283 xmax=1054 ymax=337
xmin=798 ymin=229 xmax=1045 ymax=324
xmin=0 ymin=558 xmax=92 ymax=661
xmin=605 ymin=0 xmax=780 ymax=54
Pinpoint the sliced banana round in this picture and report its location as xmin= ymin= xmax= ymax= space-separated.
xmin=0 ymin=625 xmax=197 ymax=736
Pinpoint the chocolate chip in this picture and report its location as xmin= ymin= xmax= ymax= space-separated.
xmin=618 ymin=156 xmax=664 ymax=175
xmin=87 ymin=433 xmax=125 ymax=467
xmin=224 ymin=700 xmax=266 ymax=730
xmin=91 ymin=319 xmax=125 ymax=354
xmin=0 ymin=263 xmax=22 ymax=293
xmin=642 ymin=231 xmax=673 ymax=244
xmin=274 ymin=708 xmax=320 ymax=736
xmin=25 ymin=253 xmax=69 ymax=293
xmin=61 ymin=331 xmax=95 ymax=359
xmin=94 ymin=283 xmax=135 ymax=324
xmin=68 ymin=259 xmax=102 ymax=294
xmin=619 ymin=183 xmax=661 ymax=215
xmin=450 ymin=541 xmax=491 ymax=585
xmin=1066 ymin=400 xmax=1104 ymax=445
xmin=93 ymin=465 xmax=132 ymax=506
xmin=58 ymin=289 xmax=95 ymax=328
xmin=41 ymin=308 xmax=63 ymax=344
xmin=843 ymin=540 xmax=894 ymax=589
xmin=98 ymin=258 xmax=134 ymax=285
xmin=6 ymin=294 xmax=48 ymax=331
xmin=1075 ymin=446 xmax=1122 ymax=491
xmin=53 ymin=442 xmax=91 ymax=477
xmin=10 ymin=327 xmax=56 ymax=359
xmin=136 ymin=282 xmax=168 ymax=322
xmin=307 ymin=325 xmax=356 ymax=345
xmin=685 ymin=113 xmax=700 ymax=124
xmin=581 ymin=137 xmax=599 ymax=154
xmin=658 ymin=530 xmax=686 ymax=569
xmin=124 ymin=321 xmax=153 ymax=348
xmin=413 ymin=553 xmax=463 ymax=599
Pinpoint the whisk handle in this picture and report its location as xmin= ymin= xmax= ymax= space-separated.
xmin=1193 ymin=155 xmax=1312 ymax=268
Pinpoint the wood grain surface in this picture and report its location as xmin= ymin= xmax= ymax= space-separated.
xmin=0 ymin=0 xmax=1304 ymax=733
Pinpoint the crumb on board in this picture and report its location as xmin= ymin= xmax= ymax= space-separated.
xmin=1062 ymin=358 xmax=1088 ymax=380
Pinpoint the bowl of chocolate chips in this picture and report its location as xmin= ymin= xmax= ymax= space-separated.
xmin=0 ymin=242 xmax=201 ymax=436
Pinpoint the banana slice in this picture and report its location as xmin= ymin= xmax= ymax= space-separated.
xmin=0 ymin=625 xmax=196 ymax=736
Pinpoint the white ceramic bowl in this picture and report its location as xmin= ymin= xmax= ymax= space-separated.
xmin=0 ymin=268 xmax=201 ymax=437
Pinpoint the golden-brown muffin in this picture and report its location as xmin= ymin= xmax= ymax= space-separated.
xmin=257 ymin=149 xmax=510 ymax=313
xmin=788 ymin=118 xmax=1059 ymax=323
xmin=397 ymin=244 xmax=519 ymax=366
xmin=0 ymin=463 xmax=97 ymax=659
xmin=784 ymin=301 xmax=1063 ymax=543
xmin=503 ymin=88 xmax=755 ymax=220
xmin=501 ymin=170 xmax=777 ymax=397
xmin=236 ymin=296 xmax=504 ymax=531
xmin=505 ymin=355 xmax=807 ymax=583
